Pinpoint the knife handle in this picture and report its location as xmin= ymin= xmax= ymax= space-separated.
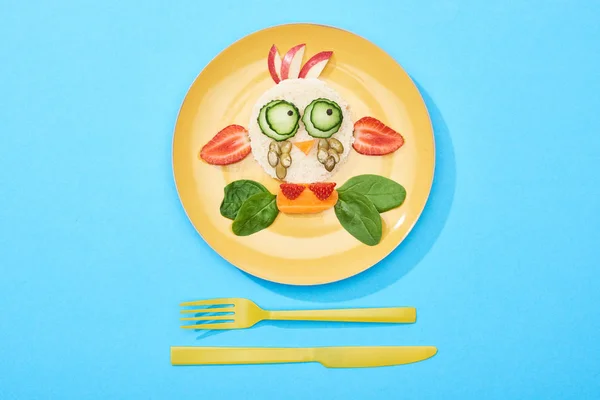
xmin=171 ymin=346 xmax=313 ymax=366
xmin=267 ymin=307 xmax=416 ymax=323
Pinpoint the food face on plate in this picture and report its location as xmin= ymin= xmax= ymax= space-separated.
xmin=199 ymin=44 xmax=407 ymax=246
xmin=248 ymin=78 xmax=354 ymax=183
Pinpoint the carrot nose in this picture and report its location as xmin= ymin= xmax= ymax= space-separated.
xmin=294 ymin=139 xmax=315 ymax=155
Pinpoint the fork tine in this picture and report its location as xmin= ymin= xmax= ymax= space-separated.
xmin=180 ymin=315 xmax=233 ymax=321
xmin=180 ymin=299 xmax=235 ymax=307
xmin=180 ymin=323 xmax=234 ymax=330
xmin=180 ymin=308 xmax=235 ymax=314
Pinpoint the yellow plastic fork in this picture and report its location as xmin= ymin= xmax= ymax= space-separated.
xmin=180 ymin=298 xmax=416 ymax=330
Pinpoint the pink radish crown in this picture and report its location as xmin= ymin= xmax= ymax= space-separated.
xmin=268 ymin=44 xmax=333 ymax=83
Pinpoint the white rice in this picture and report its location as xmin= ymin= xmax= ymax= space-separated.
xmin=248 ymin=78 xmax=354 ymax=183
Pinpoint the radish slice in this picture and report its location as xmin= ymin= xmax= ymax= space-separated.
xmin=280 ymin=44 xmax=306 ymax=80
xmin=299 ymin=51 xmax=333 ymax=79
xmin=267 ymin=45 xmax=282 ymax=83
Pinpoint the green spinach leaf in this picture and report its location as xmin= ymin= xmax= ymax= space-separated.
xmin=220 ymin=180 xmax=268 ymax=220
xmin=338 ymin=174 xmax=406 ymax=212
xmin=232 ymin=192 xmax=279 ymax=236
xmin=334 ymin=191 xmax=382 ymax=246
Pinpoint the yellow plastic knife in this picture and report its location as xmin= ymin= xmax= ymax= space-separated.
xmin=171 ymin=346 xmax=437 ymax=368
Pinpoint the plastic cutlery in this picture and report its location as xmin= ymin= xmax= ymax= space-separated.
xmin=171 ymin=345 xmax=437 ymax=368
xmin=180 ymin=298 xmax=416 ymax=329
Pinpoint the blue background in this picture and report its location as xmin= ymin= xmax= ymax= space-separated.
xmin=1 ymin=0 xmax=599 ymax=398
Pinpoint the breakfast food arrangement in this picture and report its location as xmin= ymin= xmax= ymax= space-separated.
xmin=171 ymin=25 xmax=437 ymax=367
xmin=199 ymin=44 xmax=408 ymax=246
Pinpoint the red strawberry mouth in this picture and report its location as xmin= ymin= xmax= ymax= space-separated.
xmin=280 ymin=183 xmax=306 ymax=200
xmin=308 ymin=182 xmax=337 ymax=200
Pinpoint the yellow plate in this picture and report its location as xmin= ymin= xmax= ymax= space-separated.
xmin=172 ymin=23 xmax=434 ymax=285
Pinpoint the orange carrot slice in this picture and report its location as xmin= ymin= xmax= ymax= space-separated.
xmin=293 ymin=140 xmax=315 ymax=155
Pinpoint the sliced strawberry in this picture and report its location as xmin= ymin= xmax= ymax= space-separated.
xmin=199 ymin=125 xmax=250 ymax=165
xmin=308 ymin=182 xmax=336 ymax=201
xmin=280 ymin=183 xmax=305 ymax=200
xmin=353 ymin=117 xmax=405 ymax=156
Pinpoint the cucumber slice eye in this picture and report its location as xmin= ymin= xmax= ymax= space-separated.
xmin=266 ymin=101 xmax=300 ymax=135
xmin=258 ymin=100 xmax=299 ymax=141
xmin=311 ymin=101 xmax=342 ymax=131
xmin=302 ymin=98 xmax=343 ymax=139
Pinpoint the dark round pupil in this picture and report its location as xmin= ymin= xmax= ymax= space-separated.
xmin=287 ymin=110 xmax=293 ymax=116
xmin=326 ymin=108 xmax=333 ymax=116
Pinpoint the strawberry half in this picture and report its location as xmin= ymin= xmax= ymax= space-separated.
xmin=199 ymin=125 xmax=251 ymax=165
xmin=308 ymin=182 xmax=336 ymax=201
xmin=353 ymin=117 xmax=405 ymax=155
xmin=280 ymin=183 xmax=305 ymax=200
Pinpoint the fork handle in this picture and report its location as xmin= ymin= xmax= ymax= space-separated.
xmin=267 ymin=307 xmax=416 ymax=323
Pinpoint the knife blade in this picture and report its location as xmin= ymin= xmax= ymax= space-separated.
xmin=171 ymin=346 xmax=437 ymax=368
